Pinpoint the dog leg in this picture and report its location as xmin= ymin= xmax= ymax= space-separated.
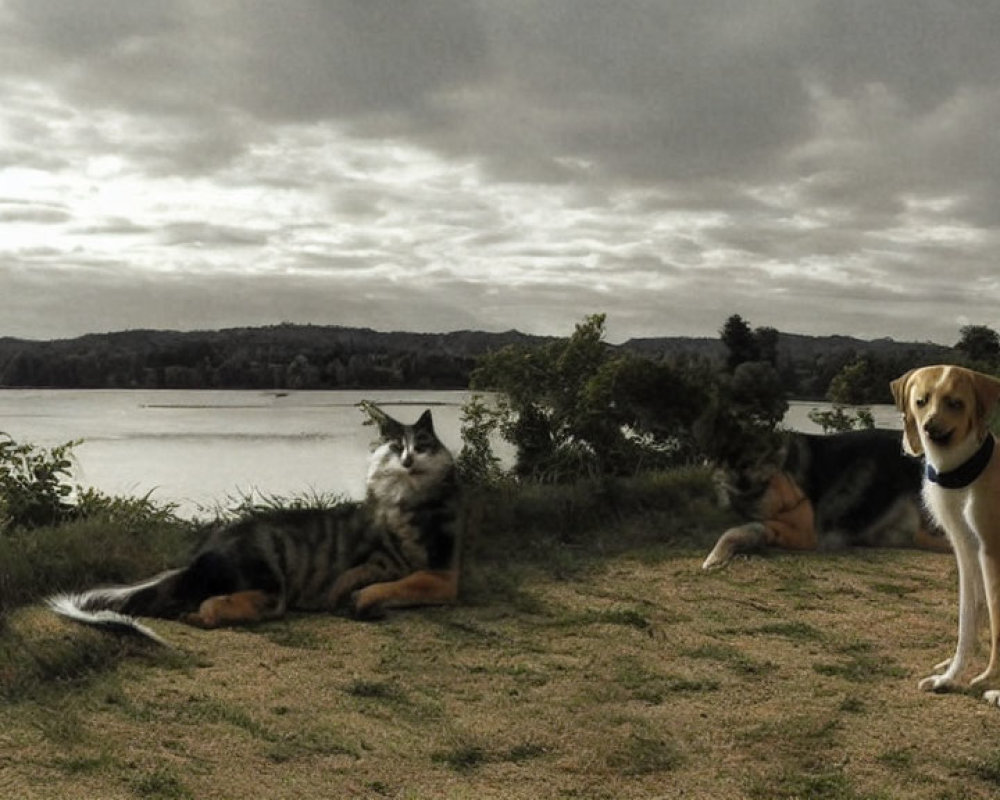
xmin=971 ymin=546 xmax=1000 ymax=689
xmin=702 ymin=523 xmax=767 ymax=569
xmin=920 ymin=527 xmax=981 ymax=692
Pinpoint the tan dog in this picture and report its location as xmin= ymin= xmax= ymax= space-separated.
xmin=891 ymin=365 xmax=1000 ymax=703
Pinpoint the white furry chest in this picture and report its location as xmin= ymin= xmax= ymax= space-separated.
xmin=366 ymin=469 xmax=420 ymax=506
xmin=923 ymin=481 xmax=979 ymax=546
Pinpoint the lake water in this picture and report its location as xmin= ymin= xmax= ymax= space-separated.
xmin=0 ymin=390 xmax=900 ymax=518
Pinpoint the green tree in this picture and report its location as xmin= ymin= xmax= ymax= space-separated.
xmin=754 ymin=326 xmax=780 ymax=367
xmin=827 ymin=356 xmax=880 ymax=405
xmin=470 ymin=314 xmax=710 ymax=481
xmin=956 ymin=325 xmax=1000 ymax=366
xmin=720 ymin=314 xmax=760 ymax=371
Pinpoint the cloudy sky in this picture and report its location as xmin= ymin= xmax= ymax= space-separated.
xmin=1 ymin=1 xmax=999 ymax=346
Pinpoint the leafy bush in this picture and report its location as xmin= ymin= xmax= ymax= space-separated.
xmin=0 ymin=433 xmax=79 ymax=531
xmin=469 ymin=314 xmax=712 ymax=482
xmin=0 ymin=434 xmax=185 ymax=535
xmin=808 ymin=406 xmax=876 ymax=433
xmin=455 ymin=395 xmax=505 ymax=487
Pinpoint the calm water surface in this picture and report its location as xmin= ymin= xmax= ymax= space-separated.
xmin=0 ymin=390 xmax=479 ymax=517
xmin=0 ymin=391 xmax=900 ymax=517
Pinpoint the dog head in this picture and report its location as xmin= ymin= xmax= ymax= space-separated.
xmin=890 ymin=365 xmax=1000 ymax=468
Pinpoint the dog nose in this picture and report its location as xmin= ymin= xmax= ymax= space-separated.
xmin=923 ymin=418 xmax=945 ymax=438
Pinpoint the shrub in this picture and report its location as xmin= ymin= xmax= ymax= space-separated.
xmin=0 ymin=433 xmax=78 ymax=531
xmin=469 ymin=314 xmax=713 ymax=482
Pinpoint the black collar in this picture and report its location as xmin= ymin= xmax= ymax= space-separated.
xmin=926 ymin=434 xmax=995 ymax=489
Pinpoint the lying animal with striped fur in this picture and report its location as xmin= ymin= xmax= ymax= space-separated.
xmin=703 ymin=427 xmax=948 ymax=569
xmin=49 ymin=404 xmax=462 ymax=645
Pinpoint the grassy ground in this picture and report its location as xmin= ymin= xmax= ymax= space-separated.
xmin=2 ymin=472 xmax=999 ymax=799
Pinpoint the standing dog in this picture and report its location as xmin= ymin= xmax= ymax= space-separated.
xmin=891 ymin=365 xmax=1000 ymax=703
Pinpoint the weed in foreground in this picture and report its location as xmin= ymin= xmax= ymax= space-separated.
xmin=683 ymin=642 xmax=776 ymax=677
xmin=432 ymin=742 xmax=489 ymax=773
xmin=741 ymin=713 xmax=842 ymax=776
xmin=431 ymin=738 xmax=549 ymax=773
xmin=748 ymin=768 xmax=887 ymax=800
xmin=971 ymin=751 xmax=1000 ymax=786
xmin=614 ymin=656 xmax=720 ymax=704
xmin=813 ymin=641 xmax=907 ymax=683
xmin=131 ymin=766 xmax=194 ymax=800
xmin=606 ymin=732 xmax=683 ymax=775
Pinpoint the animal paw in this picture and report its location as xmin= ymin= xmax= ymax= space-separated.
xmin=918 ymin=673 xmax=957 ymax=693
xmin=970 ymin=668 xmax=1000 ymax=688
xmin=350 ymin=590 xmax=387 ymax=621
xmin=983 ymin=690 xmax=1000 ymax=707
xmin=701 ymin=542 xmax=734 ymax=570
xmin=181 ymin=611 xmax=215 ymax=628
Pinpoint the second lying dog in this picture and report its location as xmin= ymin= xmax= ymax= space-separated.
xmin=892 ymin=364 xmax=1000 ymax=703
xmin=703 ymin=428 xmax=948 ymax=569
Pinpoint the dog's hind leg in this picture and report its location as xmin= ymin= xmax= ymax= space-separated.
xmin=971 ymin=543 xmax=1000 ymax=689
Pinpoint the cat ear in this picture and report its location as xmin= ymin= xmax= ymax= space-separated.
xmin=359 ymin=401 xmax=403 ymax=439
xmin=415 ymin=409 xmax=435 ymax=433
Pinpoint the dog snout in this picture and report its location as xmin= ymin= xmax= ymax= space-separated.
xmin=922 ymin=415 xmax=953 ymax=443
xmin=923 ymin=417 xmax=942 ymax=436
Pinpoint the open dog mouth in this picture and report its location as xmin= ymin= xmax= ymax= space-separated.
xmin=927 ymin=428 xmax=954 ymax=446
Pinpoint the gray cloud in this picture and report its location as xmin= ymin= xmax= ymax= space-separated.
xmin=1 ymin=1 xmax=999 ymax=344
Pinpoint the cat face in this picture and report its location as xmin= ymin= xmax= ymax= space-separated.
xmin=364 ymin=406 xmax=454 ymax=500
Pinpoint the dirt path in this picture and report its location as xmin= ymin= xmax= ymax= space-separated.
xmin=4 ymin=546 xmax=999 ymax=799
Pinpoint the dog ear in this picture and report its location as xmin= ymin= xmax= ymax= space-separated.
xmin=971 ymin=370 xmax=1000 ymax=438
xmin=890 ymin=370 xmax=923 ymax=456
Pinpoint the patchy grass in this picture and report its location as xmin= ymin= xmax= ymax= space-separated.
xmin=3 ymin=470 xmax=999 ymax=798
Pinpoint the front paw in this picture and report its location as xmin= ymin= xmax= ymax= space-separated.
xmin=181 ymin=611 xmax=215 ymax=628
xmin=350 ymin=589 xmax=387 ymax=621
xmin=983 ymin=690 xmax=1000 ymax=707
xmin=702 ymin=541 xmax=735 ymax=570
xmin=918 ymin=673 xmax=957 ymax=693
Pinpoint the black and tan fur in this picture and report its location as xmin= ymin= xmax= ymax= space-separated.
xmin=49 ymin=404 xmax=461 ymax=644
xmin=702 ymin=428 xmax=948 ymax=569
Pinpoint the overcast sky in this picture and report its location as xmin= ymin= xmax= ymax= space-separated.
xmin=1 ymin=1 xmax=999 ymax=346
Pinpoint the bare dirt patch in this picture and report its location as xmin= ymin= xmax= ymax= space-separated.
xmin=4 ymin=546 xmax=1000 ymax=799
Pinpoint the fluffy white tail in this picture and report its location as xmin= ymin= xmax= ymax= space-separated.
xmin=47 ymin=594 xmax=172 ymax=646
xmin=46 ymin=568 xmax=185 ymax=647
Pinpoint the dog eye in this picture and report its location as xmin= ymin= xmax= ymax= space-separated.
xmin=946 ymin=397 xmax=964 ymax=411
xmin=915 ymin=395 xmax=928 ymax=408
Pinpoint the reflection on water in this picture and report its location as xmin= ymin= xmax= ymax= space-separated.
xmin=0 ymin=391 xmax=900 ymax=518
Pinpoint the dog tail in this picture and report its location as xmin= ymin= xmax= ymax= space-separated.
xmin=47 ymin=567 xmax=189 ymax=647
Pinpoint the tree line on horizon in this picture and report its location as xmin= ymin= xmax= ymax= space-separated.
xmin=0 ymin=317 xmax=990 ymax=403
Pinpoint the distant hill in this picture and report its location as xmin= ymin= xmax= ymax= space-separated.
xmin=0 ymin=323 xmax=955 ymax=396
xmin=622 ymin=331 xmax=953 ymax=363
xmin=0 ymin=324 xmax=557 ymax=391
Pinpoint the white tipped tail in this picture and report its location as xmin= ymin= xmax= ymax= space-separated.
xmin=47 ymin=593 xmax=173 ymax=647
xmin=45 ymin=567 xmax=185 ymax=647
